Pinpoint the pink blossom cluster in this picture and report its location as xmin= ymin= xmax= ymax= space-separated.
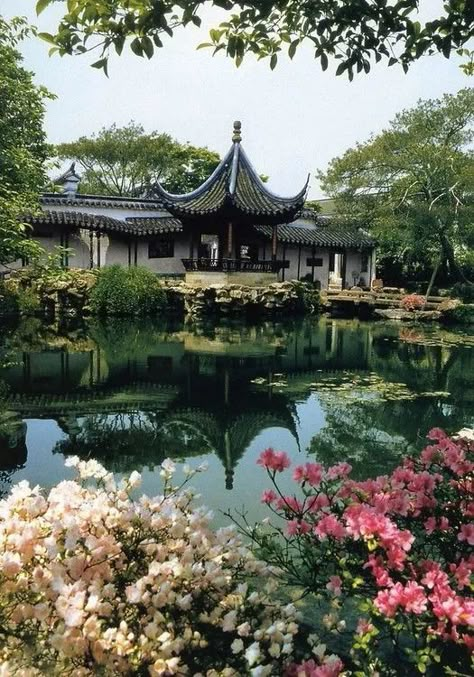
xmin=400 ymin=293 xmax=425 ymax=311
xmin=0 ymin=457 xmax=308 ymax=676
xmin=257 ymin=428 xmax=474 ymax=671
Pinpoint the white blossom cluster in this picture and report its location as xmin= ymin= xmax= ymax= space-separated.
xmin=0 ymin=457 xmax=301 ymax=676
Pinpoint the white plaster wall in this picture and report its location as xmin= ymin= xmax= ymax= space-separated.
xmin=136 ymin=234 xmax=189 ymax=274
xmin=105 ymin=237 xmax=129 ymax=266
xmin=69 ymin=231 xmax=92 ymax=269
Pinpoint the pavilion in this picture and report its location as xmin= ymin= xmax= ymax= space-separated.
xmin=4 ymin=122 xmax=376 ymax=289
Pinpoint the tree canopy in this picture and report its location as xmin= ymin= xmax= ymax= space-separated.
xmin=36 ymin=0 xmax=474 ymax=78
xmin=55 ymin=122 xmax=220 ymax=196
xmin=318 ymin=88 xmax=474 ymax=284
xmin=0 ymin=16 xmax=51 ymax=266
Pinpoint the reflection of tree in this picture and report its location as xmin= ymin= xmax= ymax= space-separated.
xmin=0 ymin=409 xmax=27 ymax=498
xmin=310 ymin=390 xmax=471 ymax=479
xmin=54 ymin=411 xmax=210 ymax=474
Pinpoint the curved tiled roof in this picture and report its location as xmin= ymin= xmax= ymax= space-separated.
xmin=26 ymin=211 xmax=181 ymax=236
xmin=150 ymin=122 xmax=309 ymax=225
xmin=41 ymin=193 xmax=165 ymax=210
xmin=124 ymin=217 xmax=183 ymax=234
xmin=254 ymin=224 xmax=375 ymax=248
xmin=27 ymin=209 xmax=374 ymax=249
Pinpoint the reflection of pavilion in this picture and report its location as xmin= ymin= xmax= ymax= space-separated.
xmin=2 ymin=317 xmax=463 ymax=488
xmin=1 ymin=326 xmax=304 ymax=487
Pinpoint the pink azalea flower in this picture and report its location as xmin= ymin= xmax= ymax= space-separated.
xmin=257 ymin=448 xmax=291 ymax=472
xmin=261 ymin=489 xmax=278 ymax=504
xmin=286 ymin=520 xmax=311 ymax=537
xmin=356 ymin=618 xmax=374 ymax=635
xmin=326 ymin=576 xmax=342 ymax=596
xmin=293 ymin=463 xmax=323 ymax=487
xmin=427 ymin=428 xmax=447 ymax=441
xmin=458 ymin=524 xmax=474 ymax=546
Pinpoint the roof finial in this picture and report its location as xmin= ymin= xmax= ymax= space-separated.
xmin=232 ymin=120 xmax=242 ymax=143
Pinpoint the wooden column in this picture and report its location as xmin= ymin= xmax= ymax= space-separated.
xmin=227 ymin=222 xmax=233 ymax=258
xmin=64 ymin=232 xmax=69 ymax=268
xmin=134 ymin=238 xmax=138 ymax=266
xmin=97 ymin=233 xmax=101 ymax=268
xmin=272 ymin=224 xmax=278 ymax=261
xmin=89 ymin=231 xmax=94 ymax=269
xmin=297 ymin=244 xmax=302 ymax=279
xmin=282 ymin=244 xmax=286 ymax=281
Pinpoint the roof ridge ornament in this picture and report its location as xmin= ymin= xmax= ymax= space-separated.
xmin=232 ymin=120 xmax=242 ymax=143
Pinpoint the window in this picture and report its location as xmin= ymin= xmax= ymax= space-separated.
xmin=306 ymin=257 xmax=323 ymax=267
xmin=361 ymin=252 xmax=369 ymax=272
xmin=148 ymin=237 xmax=174 ymax=258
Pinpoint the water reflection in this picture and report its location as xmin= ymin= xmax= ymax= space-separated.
xmin=0 ymin=317 xmax=473 ymax=504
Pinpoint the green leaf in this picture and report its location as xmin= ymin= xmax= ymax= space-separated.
xmin=130 ymin=37 xmax=143 ymax=57
xmin=90 ymin=58 xmax=108 ymax=76
xmin=320 ymin=52 xmax=328 ymax=71
xmin=38 ymin=32 xmax=56 ymax=46
xmin=197 ymin=42 xmax=214 ymax=50
xmin=141 ymin=36 xmax=154 ymax=59
xmin=288 ymin=40 xmax=298 ymax=59
xmin=36 ymin=0 xmax=50 ymax=15
xmin=270 ymin=53 xmax=277 ymax=70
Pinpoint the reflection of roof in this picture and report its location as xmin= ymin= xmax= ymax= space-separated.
xmin=150 ymin=122 xmax=309 ymax=225
xmin=4 ymin=383 xmax=179 ymax=416
xmin=164 ymin=405 xmax=299 ymax=489
xmin=255 ymin=224 xmax=375 ymax=248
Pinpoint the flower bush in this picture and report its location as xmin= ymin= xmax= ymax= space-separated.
xmin=248 ymin=430 xmax=474 ymax=675
xmin=0 ymin=458 xmax=311 ymax=676
xmin=400 ymin=294 xmax=425 ymax=311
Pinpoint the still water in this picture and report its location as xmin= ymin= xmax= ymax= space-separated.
xmin=0 ymin=316 xmax=473 ymax=525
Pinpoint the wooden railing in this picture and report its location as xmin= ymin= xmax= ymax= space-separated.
xmin=181 ymin=258 xmax=284 ymax=273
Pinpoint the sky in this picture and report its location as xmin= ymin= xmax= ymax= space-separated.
xmin=1 ymin=0 xmax=472 ymax=198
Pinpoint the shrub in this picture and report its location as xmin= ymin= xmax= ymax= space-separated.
xmin=90 ymin=265 xmax=166 ymax=316
xmin=15 ymin=285 xmax=40 ymax=314
xmin=442 ymin=304 xmax=474 ymax=325
xmin=247 ymin=431 xmax=474 ymax=675
xmin=0 ymin=459 xmax=316 ymax=675
xmin=400 ymin=293 xmax=425 ymax=311
xmin=451 ymin=282 xmax=474 ymax=304
xmin=0 ymin=282 xmax=19 ymax=316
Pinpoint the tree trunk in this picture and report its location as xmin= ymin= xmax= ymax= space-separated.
xmin=439 ymin=230 xmax=473 ymax=285
xmin=424 ymin=261 xmax=440 ymax=308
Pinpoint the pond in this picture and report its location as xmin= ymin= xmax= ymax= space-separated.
xmin=0 ymin=316 xmax=473 ymax=525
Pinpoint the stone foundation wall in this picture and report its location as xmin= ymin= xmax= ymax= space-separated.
xmin=165 ymin=280 xmax=320 ymax=318
xmin=184 ymin=271 xmax=278 ymax=287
